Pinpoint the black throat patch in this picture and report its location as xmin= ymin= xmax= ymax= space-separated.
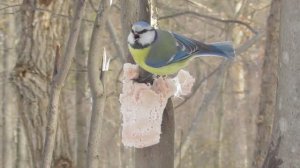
xmin=130 ymin=42 xmax=150 ymax=49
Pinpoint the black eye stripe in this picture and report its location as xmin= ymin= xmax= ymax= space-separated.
xmin=137 ymin=29 xmax=148 ymax=34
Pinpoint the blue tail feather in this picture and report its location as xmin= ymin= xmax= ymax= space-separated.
xmin=196 ymin=41 xmax=235 ymax=59
xmin=211 ymin=41 xmax=235 ymax=58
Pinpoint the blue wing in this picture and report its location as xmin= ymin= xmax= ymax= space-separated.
xmin=166 ymin=33 xmax=235 ymax=64
xmin=169 ymin=33 xmax=212 ymax=63
xmin=146 ymin=32 xmax=235 ymax=68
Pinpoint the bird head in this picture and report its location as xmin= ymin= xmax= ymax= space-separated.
xmin=128 ymin=21 xmax=157 ymax=49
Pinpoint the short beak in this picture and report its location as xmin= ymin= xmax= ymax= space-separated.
xmin=134 ymin=33 xmax=140 ymax=39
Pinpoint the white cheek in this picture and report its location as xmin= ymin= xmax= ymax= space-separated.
xmin=128 ymin=32 xmax=135 ymax=45
xmin=139 ymin=31 xmax=155 ymax=46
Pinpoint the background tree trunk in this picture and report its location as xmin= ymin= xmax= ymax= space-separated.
xmin=12 ymin=0 xmax=74 ymax=167
xmin=263 ymin=0 xmax=300 ymax=167
xmin=75 ymin=23 xmax=91 ymax=168
xmin=254 ymin=0 xmax=280 ymax=167
xmin=2 ymin=3 xmax=18 ymax=167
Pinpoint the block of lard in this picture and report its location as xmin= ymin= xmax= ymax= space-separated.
xmin=119 ymin=63 xmax=195 ymax=148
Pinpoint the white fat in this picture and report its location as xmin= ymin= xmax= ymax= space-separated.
xmin=128 ymin=32 xmax=135 ymax=45
xmin=138 ymin=30 xmax=155 ymax=46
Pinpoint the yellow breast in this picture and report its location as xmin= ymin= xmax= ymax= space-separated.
xmin=128 ymin=45 xmax=190 ymax=75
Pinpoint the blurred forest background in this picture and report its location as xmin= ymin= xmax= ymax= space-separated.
xmin=1 ymin=0 xmax=299 ymax=168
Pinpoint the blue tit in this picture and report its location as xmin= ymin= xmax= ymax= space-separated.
xmin=127 ymin=21 xmax=235 ymax=75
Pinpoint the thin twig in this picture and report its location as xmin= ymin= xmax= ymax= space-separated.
xmin=106 ymin=18 xmax=125 ymax=62
xmin=186 ymin=0 xmax=214 ymax=13
xmin=159 ymin=11 xmax=257 ymax=34
xmin=0 ymin=4 xmax=21 ymax=11
xmin=235 ymin=31 xmax=265 ymax=55
xmin=175 ymin=61 xmax=225 ymax=108
xmin=88 ymin=0 xmax=98 ymax=13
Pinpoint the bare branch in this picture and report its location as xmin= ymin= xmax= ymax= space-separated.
xmin=157 ymin=2 xmax=261 ymax=55
xmin=0 ymin=4 xmax=21 ymax=11
xmin=86 ymin=0 xmax=111 ymax=167
xmin=41 ymin=0 xmax=86 ymax=168
xmin=0 ymin=2 xmax=95 ymax=23
xmin=235 ymin=31 xmax=265 ymax=55
xmin=187 ymin=0 xmax=214 ymax=13
xmin=106 ymin=19 xmax=125 ymax=62
xmin=88 ymin=0 xmax=98 ymax=13
xmin=175 ymin=61 xmax=225 ymax=108
xmin=159 ymin=11 xmax=257 ymax=34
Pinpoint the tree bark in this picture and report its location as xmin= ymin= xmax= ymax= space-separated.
xmin=2 ymin=4 xmax=19 ymax=167
xmin=13 ymin=0 xmax=75 ymax=167
xmin=75 ymin=22 xmax=91 ymax=168
xmin=263 ymin=0 xmax=300 ymax=167
xmin=16 ymin=118 xmax=28 ymax=168
xmin=121 ymin=0 xmax=175 ymax=167
xmin=254 ymin=0 xmax=280 ymax=167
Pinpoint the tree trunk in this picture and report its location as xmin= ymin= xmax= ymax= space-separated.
xmin=2 ymin=4 xmax=19 ymax=167
xmin=13 ymin=0 xmax=74 ymax=167
xmin=75 ymin=21 xmax=92 ymax=168
xmin=263 ymin=0 xmax=300 ymax=167
xmin=16 ymin=118 xmax=28 ymax=168
xmin=121 ymin=0 xmax=175 ymax=167
xmin=254 ymin=0 xmax=280 ymax=167
xmin=135 ymin=101 xmax=175 ymax=168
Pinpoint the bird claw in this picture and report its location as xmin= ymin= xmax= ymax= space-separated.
xmin=133 ymin=74 xmax=154 ymax=84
